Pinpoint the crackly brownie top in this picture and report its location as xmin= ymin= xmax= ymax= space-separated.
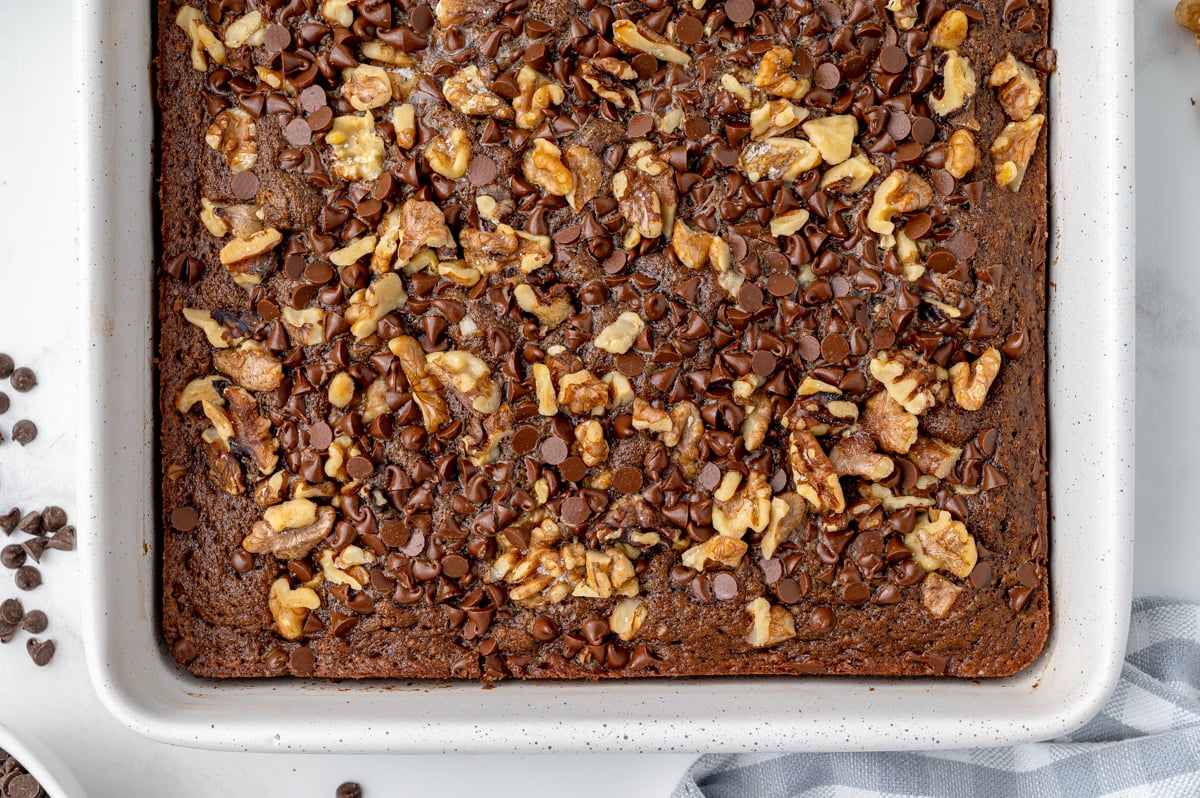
xmin=161 ymin=0 xmax=1051 ymax=678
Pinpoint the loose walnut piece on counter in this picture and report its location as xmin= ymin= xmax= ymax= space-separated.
xmin=1178 ymin=0 xmax=1200 ymax=47
xmin=988 ymin=54 xmax=1043 ymax=122
xmin=949 ymin=347 xmax=1002 ymax=411
xmin=268 ymin=578 xmax=321 ymax=641
xmin=425 ymin=128 xmax=472 ymax=180
xmin=244 ymin=504 xmax=335 ymax=560
xmin=205 ymin=108 xmax=257 ymax=173
xmin=389 ymin=335 xmax=451 ymax=430
xmin=905 ymin=509 xmax=978 ymax=578
xmin=922 ymin=572 xmax=963 ymax=618
xmin=326 ymin=113 xmax=385 ymax=182
xmin=745 ymin=597 xmax=796 ymax=648
xmin=929 ymin=9 xmax=968 ymax=50
xmin=612 ymin=20 xmax=690 ymax=64
xmin=175 ymin=6 xmax=226 ymax=72
xmin=788 ymin=428 xmax=847 ymax=513
xmin=991 ymin=114 xmax=1045 ymax=192
xmin=753 ymin=46 xmax=811 ymax=100
xmin=929 ymin=50 xmax=977 ymax=117
xmin=442 ymin=65 xmax=514 ymax=118
xmin=213 ymin=341 xmax=283 ymax=391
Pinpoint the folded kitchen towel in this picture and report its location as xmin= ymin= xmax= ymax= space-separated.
xmin=673 ymin=597 xmax=1200 ymax=798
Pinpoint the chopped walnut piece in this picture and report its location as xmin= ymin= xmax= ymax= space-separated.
xmin=609 ymin=597 xmax=647 ymax=642
xmin=391 ymin=103 xmax=416 ymax=148
xmin=373 ymin=199 xmax=455 ymax=273
xmin=461 ymin=224 xmax=552 ymax=275
xmin=442 ymin=65 xmax=514 ymax=119
xmin=579 ymin=58 xmax=638 ymax=107
xmin=512 ymin=65 xmax=564 ymax=130
xmin=769 ymin=209 xmax=810 ymax=237
xmin=929 ymin=9 xmax=968 ymax=50
xmin=532 ymin=363 xmax=557 ymax=416
xmin=712 ymin=470 xmax=772 ymax=539
xmin=175 ymin=6 xmax=226 ymax=72
xmin=426 ymin=349 xmax=502 ymax=414
xmin=745 ymin=597 xmax=796 ymax=648
xmin=922 ymin=572 xmax=963 ymax=618
xmin=753 ymin=46 xmax=810 ymax=100
xmin=344 ymin=272 xmax=407 ymax=340
xmin=761 ymin=493 xmax=805 ymax=560
xmin=574 ymin=420 xmax=609 ymax=467
xmin=867 ymin=169 xmax=934 ymax=237
xmin=330 ymin=235 xmax=378 ymax=268
xmin=869 ymin=349 xmax=947 ymax=415
xmin=218 ymin=228 xmax=282 ymax=281
xmin=739 ymin=137 xmax=823 ymax=182
xmin=182 ymin=307 xmax=244 ymax=349
xmin=594 ymin=312 xmax=645 ymax=355
xmin=671 ymin=220 xmax=731 ymax=271
xmin=738 ymin=390 xmax=771 ymax=452
xmin=572 ymin=547 xmax=639 ymax=599
xmin=949 ymin=347 xmax=1002 ymax=411
xmin=281 ymin=307 xmax=325 ymax=346
xmin=389 ymin=335 xmax=451 ymax=430
xmin=205 ymin=108 xmax=257 ymax=173
xmin=909 ymin=437 xmax=963 ymax=479
xmin=787 ymin=428 xmax=846 ymax=513
xmin=613 ymin=169 xmax=663 ymax=241
xmin=213 ymin=341 xmax=283 ymax=392
xmin=343 ymin=65 xmax=393 ymax=111
xmin=612 ymin=20 xmax=690 ymax=64
xmin=801 ymin=115 xmax=857 ymax=165
xmin=945 ymin=129 xmax=978 ymax=179
xmin=829 ymin=433 xmax=895 ymax=481
xmin=905 ymin=509 xmax=978 ymax=578
xmin=522 ymin=138 xmax=573 ymax=197
xmin=244 ymin=504 xmax=335 ymax=560
xmin=886 ymin=0 xmax=918 ymax=30
xmin=202 ymin=427 xmax=245 ymax=495
xmin=631 ymin=398 xmax=673 ymax=433
xmin=988 ymin=54 xmax=1043 ymax=122
xmin=557 ymin=369 xmax=610 ymax=416
xmin=327 ymin=371 xmax=355 ymax=408
xmin=990 ymin=115 xmax=1045 ymax=192
xmin=434 ymin=0 xmax=501 ymax=27
xmin=514 ymin=284 xmax=572 ymax=328
xmin=176 ymin=376 xmax=227 ymax=414
xmin=424 ymin=128 xmax=471 ymax=180
xmin=318 ymin=546 xmax=375 ymax=591
xmin=224 ymin=386 xmax=279 ymax=475
xmin=820 ymin=154 xmax=879 ymax=193
xmin=603 ymin=371 xmax=635 ymax=409
xmin=268 ymin=578 xmax=321 ymax=641
xmin=666 ymin=402 xmax=704 ymax=477
xmin=321 ymin=0 xmax=353 ymax=26
xmin=326 ymin=113 xmax=384 ymax=182
xmin=564 ymin=145 xmax=603 ymax=213
xmin=929 ymin=50 xmax=977 ymax=117
xmin=199 ymin=198 xmax=229 ymax=237
xmin=749 ymin=99 xmax=808 ymax=140
xmin=681 ymin=534 xmax=749 ymax=572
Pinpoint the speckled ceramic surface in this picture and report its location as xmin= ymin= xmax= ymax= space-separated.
xmin=77 ymin=0 xmax=1136 ymax=752
xmin=0 ymin=723 xmax=89 ymax=798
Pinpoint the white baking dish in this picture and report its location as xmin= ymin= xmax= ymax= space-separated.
xmin=0 ymin=722 xmax=89 ymax=798
xmin=77 ymin=0 xmax=1136 ymax=752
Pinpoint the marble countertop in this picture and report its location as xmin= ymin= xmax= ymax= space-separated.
xmin=0 ymin=1 xmax=1184 ymax=795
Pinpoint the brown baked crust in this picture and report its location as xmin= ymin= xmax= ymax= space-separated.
xmin=157 ymin=0 xmax=1050 ymax=680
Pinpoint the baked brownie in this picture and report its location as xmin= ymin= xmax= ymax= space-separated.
xmin=157 ymin=0 xmax=1052 ymax=679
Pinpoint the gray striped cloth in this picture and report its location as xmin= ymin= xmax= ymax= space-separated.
xmin=674 ymin=597 xmax=1200 ymax=798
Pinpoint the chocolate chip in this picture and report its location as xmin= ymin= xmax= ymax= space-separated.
xmin=737 ymin=283 xmax=764 ymax=312
xmin=1 ymin=545 xmax=24 ymax=569
xmin=511 ymin=425 xmax=539 ymax=455
xmin=675 ymin=14 xmax=704 ymax=44
xmin=698 ymin=462 xmax=722 ymax=491
xmin=0 ymin=354 xmax=12 ymax=379
xmin=751 ymin=350 xmax=777 ymax=377
xmin=468 ymin=154 xmax=498 ymax=185
xmin=264 ymin=22 xmax=291 ymax=51
xmin=911 ymin=116 xmax=936 ymax=144
xmin=559 ymin=456 xmax=587 ymax=482
xmin=725 ymin=0 xmax=755 ymax=24
xmin=9 ymin=367 xmax=34 ymax=392
xmin=0 ymin=392 xmax=8 ymax=414
xmin=25 ymin=637 xmax=54 ymax=667
xmin=766 ymin=274 xmax=797 ymax=297
xmin=627 ymin=113 xmax=655 ymax=138
xmin=711 ymin=572 xmax=738 ymax=601
xmin=347 ymin=455 xmax=375 ymax=479
xmin=616 ymin=352 xmax=644 ymax=377
xmin=307 ymin=105 xmax=334 ymax=132
xmin=540 ymin=436 xmax=569 ymax=465
xmin=810 ymin=606 xmax=836 ymax=632
xmin=879 ymin=44 xmax=908 ymax=73
xmin=777 ymin=577 xmax=802 ymax=604
xmin=46 ymin=526 xmax=75 ymax=552
xmin=336 ymin=783 xmax=363 ymax=798
xmin=230 ymin=170 xmax=260 ymax=200
xmin=815 ymin=61 xmax=841 ymax=89
xmin=612 ymin=466 xmax=644 ymax=494
xmin=40 ymin=506 xmax=67 ymax=532
xmin=20 ymin=610 xmax=47 ymax=634
xmin=531 ymin=616 xmax=559 ymax=642
xmin=289 ymin=645 xmax=315 ymax=675
xmin=17 ymin=512 xmax=41 ymax=535
xmin=6 ymin=773 xmax=43 ymax=798
xmin=561 ymin=496 xmax=590 ymax=525
xmin=21 ymin=539 xmax=46 ymax=564
xmin=0 ymin=598 xmax=22 ymax=625
xmin=11 ymin=420 xmax=36 ymax=446
xmin=820 ymin=333 xmax=850 ymax=362
xmin=15 ymin=566 xmax=41 ymax=591
xmin=171 ymin=506 xmax=199 ymax=532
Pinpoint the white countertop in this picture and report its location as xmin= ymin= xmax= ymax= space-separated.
xmin=0 ymin=1 xmax=1181 ymax=795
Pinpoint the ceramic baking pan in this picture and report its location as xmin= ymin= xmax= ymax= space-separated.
xmin=77 ymin=0 xmax=1135 ymax=752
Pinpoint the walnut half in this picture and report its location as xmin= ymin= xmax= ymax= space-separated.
xmin=268 ymin=578 xmax=321 ymax=641
xmin=745 ymin=597 xmax=796 ymax=648
xmin=243 ymin=504 xmax=335 ymax=560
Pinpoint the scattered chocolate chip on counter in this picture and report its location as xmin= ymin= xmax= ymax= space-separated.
xmin=336 ymin=783 xmax=363 ymax=798
xmin=0 ymin=354 xmax=12 ymax=380
xmin=24 ymin=638 xmax=55 ymax=668
xmin=0 ymin=393 xmax=9 ymax=415
xmin=13 ymin=567 xmax=40 ymax=592
xmin=7 ymin=368 xmax=35 ymax=394
xmin=11 ymin=421 xmax=35 ymax=447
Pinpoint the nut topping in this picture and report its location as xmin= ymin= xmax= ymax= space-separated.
xmin=522 ymin=139 xmax=574 ymax=197
xmin=342 ymin=65 xmax=393 ymax=111
xmin=788 ymin=428 xmax=846 ymax=513
xmin=753 ymin=47 xmax=811 ymax=100
xmin=175 ymin=6 xmax=226 ymax=72
xmin=868 ymin=349 xmax=947 ymax=415
xmin=990 ymin=115 xmax=1045 ymax=192
xmin=212 ymin=341 xmax=283 ymax=391
xmin=205 ymin=108 xmax=256 ymax=173
xmin=904 ymin=509 xmax=978 ymax=578
xmin=425 ymin=349 xmax=502 ymax=414
xmin=243 ymin=504 xmax=335 ymax=560
xmin=921 ymin=572 xmax=963 ymax=618
xmin=929 ymin=51 xmax=977 ymax=117
xmin=512 ymin=65 xmax=564 ymax=130
xmin=268 ymin=578 xmax=321 ymax=641
xmin=326 ymin=113 xmax=385 ymax=182
xmin=745 ymin=597 xmax=796 ymax=647
xmin=389 ymin=335 xmax=451 ymax=431
xmin=425 ymin=128 xmax=472 ymax=180
xmin=948 ymin=347 xmax=1002 ymax=411
xmin=442 ymin=65 xmax=514 ymax=119
xmin=611 ymin=20 xmax=690 ymax=65
xmin=988 ymin=54 xmax=1043 ymax=122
